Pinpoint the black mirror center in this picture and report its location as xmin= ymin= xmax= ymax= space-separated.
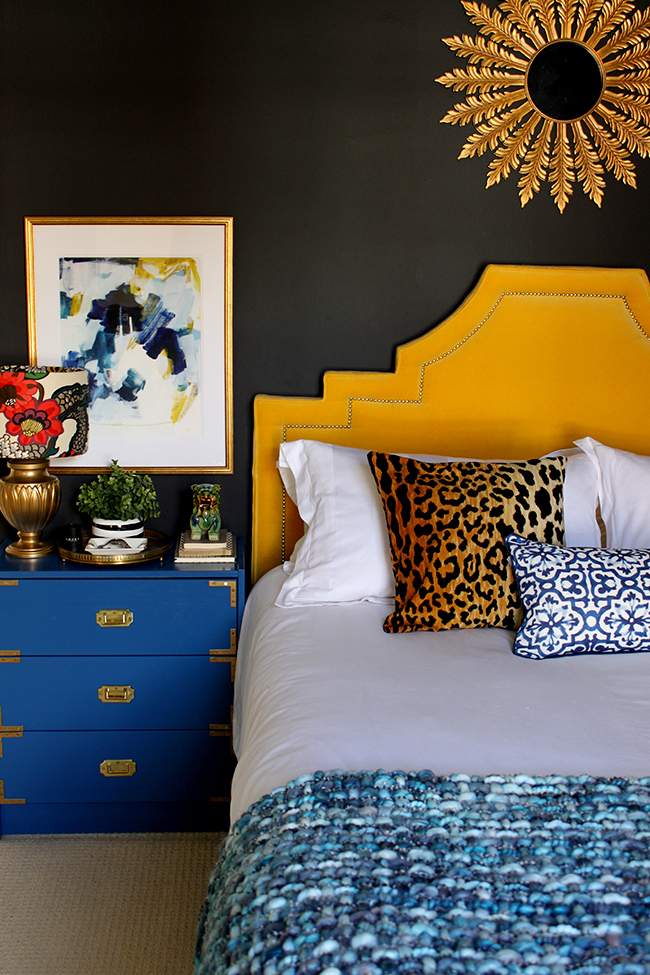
xmin=527 ymin=41 xmax=603 ymax=121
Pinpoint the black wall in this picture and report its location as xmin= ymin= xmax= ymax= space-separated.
xmin=2 ymin=0 xmax=649 ymax=562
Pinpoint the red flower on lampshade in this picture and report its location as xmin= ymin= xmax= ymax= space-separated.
xmin=0 ymin=371 xmax=40 ymax=418
xmin=5 ymin=398 xmax=64 ymax=447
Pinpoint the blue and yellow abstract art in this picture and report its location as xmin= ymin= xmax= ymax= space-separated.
xmin=60 ymin=256 xmax=201 ymax=436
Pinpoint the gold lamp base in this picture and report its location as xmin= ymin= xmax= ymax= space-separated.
xmin=0 ymin=459 xmax=61 ymax=558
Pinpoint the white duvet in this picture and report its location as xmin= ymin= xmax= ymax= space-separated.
xmin=230 ymin=567 xmax=650 ymax=823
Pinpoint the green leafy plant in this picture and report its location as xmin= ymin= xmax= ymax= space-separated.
xmin=76 ymin=460 xmax=160 ymax=521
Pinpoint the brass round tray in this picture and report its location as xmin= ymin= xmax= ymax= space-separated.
xmin=58 ymin=529 xmax=172 ymax=565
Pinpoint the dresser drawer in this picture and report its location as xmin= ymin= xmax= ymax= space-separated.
xmin=1 ymin=730 xmax=235 ymax=804
xmin=0 ymin=801 xmax=231 ymax=834
xmin=1 ymin=655 xmax=235 ymax=730
xmin=0 ymin=577 xmax=240 ymax=656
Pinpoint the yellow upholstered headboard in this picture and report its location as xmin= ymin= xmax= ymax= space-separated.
xmin=252 ymin=264 xmax=650 ymax=583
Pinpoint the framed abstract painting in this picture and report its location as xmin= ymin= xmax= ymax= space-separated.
xmin=25 ymin=216 xmax=233 ymax=473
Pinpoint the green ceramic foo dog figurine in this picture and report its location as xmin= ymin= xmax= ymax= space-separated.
xmin=190 ymin=483 xmax=221 ymax=540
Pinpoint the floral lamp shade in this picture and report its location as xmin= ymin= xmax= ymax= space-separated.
xmin=0 ymin=366 xmax=89 ymax=559
xmin=0 ymin=365 xmax=89 ymax=459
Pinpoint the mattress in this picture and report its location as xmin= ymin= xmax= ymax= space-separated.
xmin=230 ymin=567 xmax=650 ymax=823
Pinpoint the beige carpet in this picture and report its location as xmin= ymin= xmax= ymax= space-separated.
xmin=0 ymin=832 xmax=226 ymax=975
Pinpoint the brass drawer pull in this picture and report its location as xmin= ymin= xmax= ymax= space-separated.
xmin=96 ymin=609 xmax=134 ymax=628
xmin=98 ymin=685 xmax=135 ymax=703
xmin=100 ymin=759 xmax=136 ymax=777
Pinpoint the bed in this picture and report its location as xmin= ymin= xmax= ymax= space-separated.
xmin=194 ymin=265 xmax=650 ymax=975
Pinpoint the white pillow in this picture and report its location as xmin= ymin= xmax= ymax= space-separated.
xmin=575 ymin=437 xmax=650 ymax=548
xmin=546 ymin=447 xmax=602 ymax=548
xmin=275 ymin=440 xmax=600 ymax=607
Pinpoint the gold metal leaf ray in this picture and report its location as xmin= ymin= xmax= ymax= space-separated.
xmin=589 ymin=1 xmax=639 ymax=46
xmin=597 ymin=9 xmax=650 ymax=59
xmin=443 ymin=33 xmax=530 ymax=68
xmin=500 ymin=0 xmax=547 ymax=46
xmin=572 ymin=119 xmax=606 ymax=204
xmin=597 ymin=101 xmax=650 ymax=156
xmin=616 ymin=77 xmax=650 ymax=94
xmin=559 ymin=0 xmax=580 ymax=37
xmin=461 ymin=1 xmax=537 ymax=54
xmin=583 ymin=114 xmax=638 ymax=183
xmin=574 ymin=0 xmax=605 ymax=41
xmin=605 ymin=90 xmax=650 ymax=126
xmin=436 ymin=66 xmax=527 ymax=94
xmin=437 ymin=0 xmax=650 ymax=209
xmin=459 ymin=102 xmax=535 ymax=157
xmin=518 ymin=118 xmax=554 ymax=204
xmin=604 ymin=44 xmax=650 ymax=74
xmin=527 ymin=0 xmax=560 ymax=41
xmin=487 ymin=112 xmax=543 ymax=185
xmin=443 ymin=90 xmax=529 ymax=127
xmin=572 ymin=139 xmax=604 ymax=201
xmin=550 ymin=123 xmax=576 ymax=211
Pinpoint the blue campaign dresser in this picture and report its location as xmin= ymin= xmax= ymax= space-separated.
xmin=0 ymin=538 xmax=245 ymax=834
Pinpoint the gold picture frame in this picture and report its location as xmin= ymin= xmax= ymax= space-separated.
xmin=25 ymin=216 xmax=233 ymax=474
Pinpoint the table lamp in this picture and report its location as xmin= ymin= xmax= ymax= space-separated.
xmin=0 ymin=365 xmax=89 ymax=558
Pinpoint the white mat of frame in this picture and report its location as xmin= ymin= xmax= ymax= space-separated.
xmin=0 ymin=832 xmax=226 ymax=975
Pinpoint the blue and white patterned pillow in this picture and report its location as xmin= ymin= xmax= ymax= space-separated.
xmin=506 ymin=534 xmax=650 ymax=659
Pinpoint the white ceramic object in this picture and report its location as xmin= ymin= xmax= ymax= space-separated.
xmin=91 ymin=517 xmax=144 ymax=539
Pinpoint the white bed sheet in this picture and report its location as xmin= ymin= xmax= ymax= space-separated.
xmin=230 ymin=567 xmax=650 ymax=823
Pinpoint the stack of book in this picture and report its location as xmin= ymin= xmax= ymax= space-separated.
xmin=174 ymin=529 xmax=235 ymax=563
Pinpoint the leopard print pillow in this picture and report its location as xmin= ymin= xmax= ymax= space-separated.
xmin=367 ymin=452 xmax=566 ymax=632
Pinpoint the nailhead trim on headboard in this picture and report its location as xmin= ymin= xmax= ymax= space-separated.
xmin=277 ymin=291 xmax=649 ymax=562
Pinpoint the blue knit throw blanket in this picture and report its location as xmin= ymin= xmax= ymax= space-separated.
xmin=194 ymin=770 xmax=650 ymax=975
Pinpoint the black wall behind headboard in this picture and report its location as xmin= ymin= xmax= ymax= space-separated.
xmin=1 ymin=0 xmax=649 ymax=560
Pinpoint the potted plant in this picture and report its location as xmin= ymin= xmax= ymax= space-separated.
xmin=76 ymin=459 xmax=160 ymax=539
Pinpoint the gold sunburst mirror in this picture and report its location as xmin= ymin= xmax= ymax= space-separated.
xmin=436 ymin=0 xmax=650 ymax=211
